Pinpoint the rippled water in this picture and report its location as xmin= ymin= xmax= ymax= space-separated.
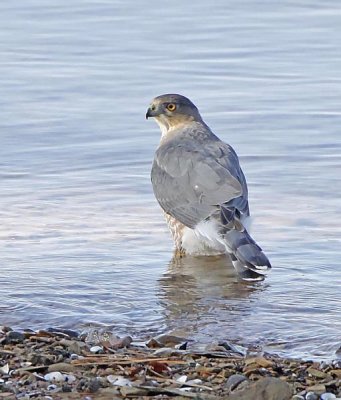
xmin=1 ymin=1 xmax=340 ymax=360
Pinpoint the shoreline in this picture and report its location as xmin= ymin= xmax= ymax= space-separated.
xmin=0 ymin=327 xmax=340 ymax=399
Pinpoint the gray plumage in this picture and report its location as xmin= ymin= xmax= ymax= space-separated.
xmin=147 ymin=94 xmax=271 ymax=280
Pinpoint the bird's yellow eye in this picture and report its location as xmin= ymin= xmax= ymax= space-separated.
xmin=167 ymin=103 xmax=176 ymax=112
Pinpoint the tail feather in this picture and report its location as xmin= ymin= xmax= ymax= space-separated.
xmin=224 ymin=229 xmax=271 ymax=280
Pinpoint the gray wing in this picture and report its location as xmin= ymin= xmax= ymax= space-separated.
xmin=151 ymin=137 xmax=248 ymax=229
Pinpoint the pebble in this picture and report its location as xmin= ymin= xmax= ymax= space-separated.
xmin=44 ymin=372 xmax=64 ymax=382
xmin=292 ymin=395 xmax=305 ymax=400
xmin=307 ymin=367 xmax=327 ymax=379
xmin=152 ymin=347 xmax=183 ymax=357
xmin=107 ymin=375 xmax=131 ymax=387
xmin=154 ymin=334 xmax=187 ymax=347
xmin=217 ymin=340 xmax=247 ymax=356
xmin=60 ymin=339 xmax=86 ymax=354
xmin=87 ymin=378 xmax=101 ymax=393
xmin=110 ymin=335 xmax=133 ymax=349
xmin=225 ymin=374 xmax=248 ymax=392
xmin=64 ymin=374 xmax=76 ymax=384
xmin=187 ymin=379 xmax=203 ymax=385
xmin=307 ymin=384 xmax=327 ymax=395
xmin=6 ymin=331 xmax=25 ymax=344
xmin=321 ymin=394 xmax=337 ymax=400
xmin=89 ymin=345 xmax=103 ymax=353
xmin=120 ymin=386 xmax=149 ymax=397
xmin=0 ymin=364 xmax=9 ymax=374
xmin=47 ymin=362 xmax=75 ymax=373
xmin=306 ymin=392 xmax=319 ymax=400
xmin=176 ymin=375 xmax=188 ymax=383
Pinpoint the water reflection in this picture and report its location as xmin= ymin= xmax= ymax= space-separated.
xmin=158 ymin=254 xmax=266 ymax=340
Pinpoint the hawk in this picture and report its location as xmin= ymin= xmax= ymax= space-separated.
xmin=146 ymin=94 xmax=271 ymax=280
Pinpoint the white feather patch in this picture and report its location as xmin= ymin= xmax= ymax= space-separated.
xmin=181 ymin=220 xmax=226 ymax=256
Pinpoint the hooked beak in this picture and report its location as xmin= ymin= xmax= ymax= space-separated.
xmin=145 ymin=108 xmax=152 ymax=120
xmin=146 ymin=106 xmax=158 ymax=120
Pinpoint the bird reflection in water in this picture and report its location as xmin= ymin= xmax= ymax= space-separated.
xmin=157 ymin=254 xmax=267 ymax=342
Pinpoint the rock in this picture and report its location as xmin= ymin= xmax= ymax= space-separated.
xmin=307 ymin=367 xmax=327 ymax=379
xmin=83 ymin=329 xmax=120 ymax=346
xmin=44 ymin=372 xmax=65 ymax=382
xmin=175 ymin=341 xmax=188 ymax=350
xmin=60 ymin=339 xmax=87 ymax=354
xmin=187 ymin=379 xmax=203 ymax=385
xmin=306 ymin=384 xmax=326 ymax=395
xmin=0 ymin=326 xmax=12 ymax=333
xmin=329 ymin=369 xmax=341 ymax=378
xmin=146 ymin=338 xmax=161 ymax=348
xmin=107 ymin=375 xmax=132 ymax=387
xmin=0 ymin=393 xmax=15 ymax=399
xmin=64 ymin=374 xmax=76 ymax=384
xmin=6 ymin=331 xmax=25 ymax=344
xmin=109 ymin=336 xmax=132 ymax=350
xmin=229 ymin=377 xmax=292 ymax=400
xmin=176 ymin=375 xmax=187 ymax=383
xmin=88 ymin=378 xmax=101 ymax=393
xmin=97 ymin=387 xmax=121 ymax=396
xmin=48 ymin=362 xmax=75 ymax=373
xmin=226 ymin=374 xmax=248 ymax=392
xmin=120 ymin=386 xmax=149 ymax=397
xmin=306 ymin=392 xmax=319 ymax=400
xmin=47 ymin=384 xmax=58 ymax=391
xmin=62 ymin=383 xmax=72 ymax=392
xmin=245 ymin=356 xmax=273 ymax=368
xmin=46 ymin=328 xmax=79 ymax=338
xmin=0 ymin=363 xmax=9 ymax=374
xmin=218 ymin=341 xmax=247 ymax=356
xmin=152 ymin=347 xmax=183 ymax=357
xmin=291 ymin=395 xmax=305 ymax=400
xmin=154 ymin=334 xmax=187 ymax=347
xmin=321 ymin=394 xmax=337 ymax=400
xmin=90 ymin=345 xmax=104 ymax=353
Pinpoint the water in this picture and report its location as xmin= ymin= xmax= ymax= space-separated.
xmin=1 ymin=1 xmax=340 ymax=361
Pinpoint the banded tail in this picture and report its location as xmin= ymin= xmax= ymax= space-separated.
xmin=223 ymin=228 xmax=271 ymax=281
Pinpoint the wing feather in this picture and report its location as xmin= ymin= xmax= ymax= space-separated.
xmin=151 ymin=135 xmax=247 ymax=228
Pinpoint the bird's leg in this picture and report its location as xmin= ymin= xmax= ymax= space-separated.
xmin=174 ymin=248 xmax=186 ymax=258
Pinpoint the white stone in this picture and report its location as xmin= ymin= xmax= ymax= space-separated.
xmin=321 ymin=394 xmax=336 ymax=400
xmin=90 ymin=345 xmax=103 ymax=353
xmin=176 ymin=375 xmax=188 ymax=383
xmin=44 ymin=372 xmax=65 ymax=382
xmin=187 ymin=379 xmax=203 ymax=385
xmin=0 ymin=364 xmax=9 ymax=374
xmin=107 ymin=375 xmax=131 ymax=387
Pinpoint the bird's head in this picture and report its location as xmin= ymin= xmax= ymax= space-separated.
xmin=146 ymin=94 xmax=202 ymax=135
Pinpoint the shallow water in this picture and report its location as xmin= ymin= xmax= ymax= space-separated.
xmin=1 ymin=1 xmax=340 ymax=360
